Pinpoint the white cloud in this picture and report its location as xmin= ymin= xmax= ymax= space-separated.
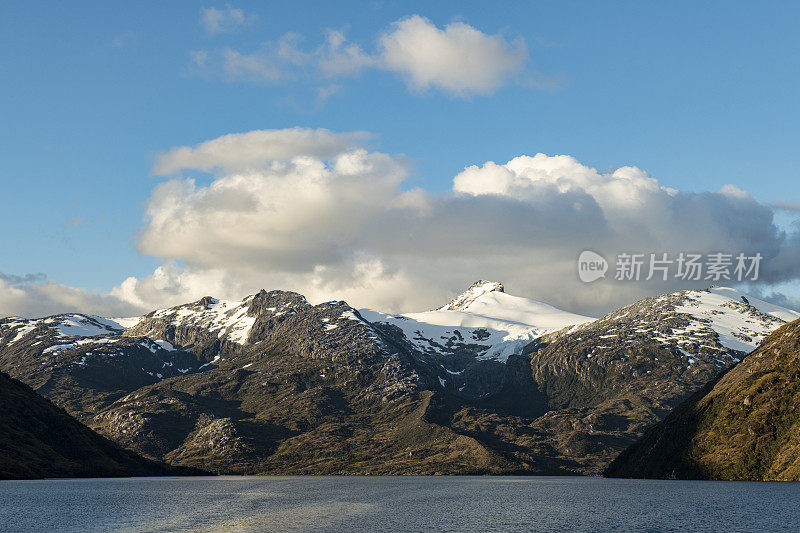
xmin=114 ymin=129 xmax=800 ymax=316
xmin=718 ymin=183 xmax=751 ymax=200
xmin=189 ymin=47 xmax=286 ymax=83
xmin=220 ymin=47 xmax=284 ymax=82
xmin=315 ymin=84 xmax=342 ymax=105
xmin=0 ymin=274 xmax=144 ymax=318
xmin=6 ymin=129 xmax=800 ymax=318
xmin=189 ymin=15 xmax=536 ymax=97
xmin=189 ymin=30 xmax=376 ymax=84
xmin=313 ymin=30 xmax=377 ymax=77
xmin=200 ymin=5 xmax=253 ymax=35
xmin=151 ymin=128 xmax=369 ymax=175
xmin=378 ymin=15 xmax=527 ymax=96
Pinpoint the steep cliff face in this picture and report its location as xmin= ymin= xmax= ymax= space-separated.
xmin=605 ymin=317 xmax=800 ymax=481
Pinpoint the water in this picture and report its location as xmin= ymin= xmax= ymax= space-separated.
xmin=0 ymin=476 xmax=798 ymax=532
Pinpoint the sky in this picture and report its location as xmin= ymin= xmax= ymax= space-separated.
xmin=1 ymin=1 xmax=800 ymax=317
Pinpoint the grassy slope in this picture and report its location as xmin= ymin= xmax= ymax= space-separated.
xmin=606 ymin=319 xmax=800 ymax=480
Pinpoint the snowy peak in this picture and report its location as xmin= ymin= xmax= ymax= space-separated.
xmin=566 ymin=286 xmax=800 ymax=371
xmin=361 ymin=285 xmax=594 ymax=363
xmin=439 ymin=280 xmax=505 ymax=311
xmin=0 ymin=312 xmax=199 ymax=388
xmin=123 ymin=289 xmax=381 ymax=357
xmin=195 ymin=296 xmax=220 ymax=309
xmin=127 ymin=294 xmax=258 ymax=345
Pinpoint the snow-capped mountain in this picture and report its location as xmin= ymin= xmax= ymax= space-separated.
xmin=123 ymin=290 xmax=394 ymax=364
xmin=123 ymin=295 xmax=260 ymax=347
xmin=359 ymin=280 xmax=595 ymax=362
xmin=358 ymin=281 xmax=799 ymax=367
xmin=0 ymin=313 xmax=182 ymax=375
xmin=605 ymin=313 xmax=800 ymax=481
xmin=1 ymin=281 xmax=799 ymax=476
xmin=2 ymin=283 xmax=795 ymax=391
xmin=0 ymin=312 xmax=200 ymax=418
xmin=1 ymin=313 xmax=124 ymax=346
xmin=558 ymin=286 xmax=800 ymax=370
xmin=673 ymin=286 xmax=799 ymax=354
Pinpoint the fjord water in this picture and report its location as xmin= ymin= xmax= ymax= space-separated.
xmin=1 ymin=476 xmax=798 ymax=532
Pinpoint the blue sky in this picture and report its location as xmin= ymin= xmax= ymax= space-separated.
xmin=2 ymin=1 xmax=799 ymax=316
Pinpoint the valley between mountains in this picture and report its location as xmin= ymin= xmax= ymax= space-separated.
xmin=1 ymin=281 xmax=797 ymax=476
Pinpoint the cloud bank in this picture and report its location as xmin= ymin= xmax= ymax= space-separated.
xmin=5 ymin=127 xmax=797 ymax=318
xmin=190 ymin=15 xmax=534 ymax=97
xmin=0 ymin=274 xmax=140 ymax=318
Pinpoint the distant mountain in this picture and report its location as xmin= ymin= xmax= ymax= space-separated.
xmin=0 ymin=313 xmax=201 ymax=418
xmin=0 ymin=283 xmax=796 ymax=475
xmin=360 ymin=280 xmax=594 ymax=363
xmin=0 ymin=370 xmax=202 ymax=479
xmin=605 ymin=316 xmax=800 ymax=481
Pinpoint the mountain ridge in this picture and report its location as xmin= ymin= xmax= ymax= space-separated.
xmin=1 ymin=282 xmax=797 ymax=476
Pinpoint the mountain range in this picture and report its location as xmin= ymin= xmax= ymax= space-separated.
xmin=1 ymin=281 xmax=797 ymax=476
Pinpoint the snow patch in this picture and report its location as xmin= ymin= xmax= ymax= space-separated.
xmin=56 ymin=315 xmax=123 ymax=337
xmin=154 ymin=339 xmax=177 ymax=351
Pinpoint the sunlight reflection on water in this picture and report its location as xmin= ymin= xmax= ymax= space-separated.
xmin=1 ymin=475 xmax=799 ymax=532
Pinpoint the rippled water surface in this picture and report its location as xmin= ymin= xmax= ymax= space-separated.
xmin=1 ymin=476 xmax=799 ymax=532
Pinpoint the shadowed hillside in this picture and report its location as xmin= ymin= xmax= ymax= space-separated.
xmin=0 ymin=371 xmax=204 ymax=479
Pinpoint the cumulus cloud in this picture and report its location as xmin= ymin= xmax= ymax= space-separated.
xmin=378 ymin=15 xmax=526 ymax=96
xmin=99 ymin=128 xmax=800 ymax=316
xmin=6 ymin=129 xmax=800 ymax=318
xmin=189 ymin=15 xmax=538 ymax=97
xmin=200 ymin=5 xmax=253 ymax=35
xmin=451 ymin=155 xmax=781 ymax=261
xmin=152 ymin=128 xmax=369 ymax=175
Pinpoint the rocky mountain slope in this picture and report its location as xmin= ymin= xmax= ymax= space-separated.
xmin=0 ymin=370 xmax=201 ymax=479
xmin=605 ymin=316 xmax=800 ymax=480
xmin=0 ymin=282 xmax=796 ymax=475
xmin=360 ymin=281 xmax=595 ymax=402
xmin=0 ymin=313 xmax=201 ymax=418
xmin=517 ymin=286 xmax=799 ymax=472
